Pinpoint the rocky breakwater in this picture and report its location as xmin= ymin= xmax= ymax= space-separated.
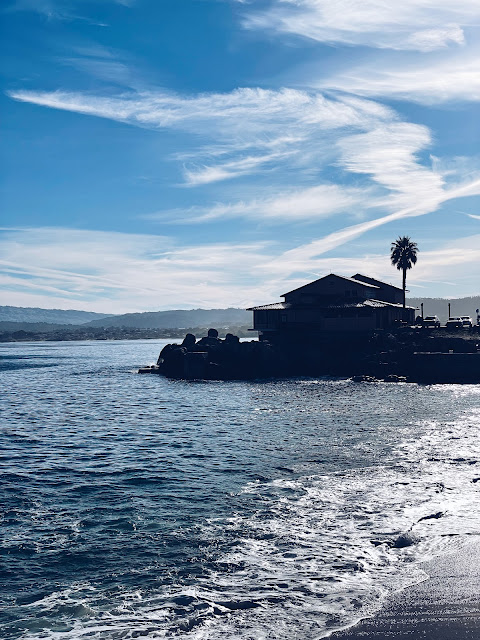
xmin=139 ymin=329 xmax=288 ymax=380
xmin=364 ymin=328 xmax=480 ymax=383
xmin=139 ymin=327 xmax=480 ymax=383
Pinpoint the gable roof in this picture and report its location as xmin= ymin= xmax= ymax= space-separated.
xmin=246 ymin=302 xmax=290 ymax=311
xmin=282 ymin=273 xmax=379 ymax=297
xmin=352 ymin=273 xmax=403 ymax=292
xmin=247 ymin=299 xmax=413 ymax=312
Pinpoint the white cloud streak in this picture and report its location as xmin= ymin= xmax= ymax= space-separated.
xmin=0 ymin=228 xmax=275 ymax=312
xmin=8 ymin=87 xmax=394 ymax=134
xmin=182 ymin=149 xmax=297 ymax=186
xmin=263 ymin=177 xmax=480 ymax=276
xmin=273 ymin=234 xmax=480 ymax=297
xmin=8 ymin=85 xmax=441 ymax=214
xmin=1 ymin=226 xmax=479 ymax=312
xmin=7 ymin=0 xmax=133 ymax=19
xmin=150 ymin=184 xmax=373 ymax=223
xmin=336 ymin=123 xmax=445 ymax=212
xmin=8 ymin=87 xmax=399 ymax=188
xmin=148 ymin=120 xmax=447 ymax=226
xmin=242 ymin=0 xmax=480 ymax=51
xmin=319 ymin=50 xmax=480 ymax=104
xmin=11 ymin=85 xmax=472 ymax=229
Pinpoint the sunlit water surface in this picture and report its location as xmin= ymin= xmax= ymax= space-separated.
xmin=1 ymin=339 xmax=479 ymax=639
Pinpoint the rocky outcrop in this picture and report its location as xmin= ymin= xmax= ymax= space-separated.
xmin=142 ymin=329 xmax=289 ymax=380
xmin=138 ymin=327 xmax=480 ymax=382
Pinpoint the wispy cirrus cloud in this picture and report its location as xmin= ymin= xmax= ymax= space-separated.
xmin=148 ymin=183 xmax=373 ymax=223
xmin=10 ymin=84 xmax=471 ymax=229
xmin=5 ymin=0 xmax=133 ymax=20
xmin=1 ymin=226 xmax=478 ymax=312
xmin=58 ymin=43 xmax=151 ymax=89
xmin=60 ymin=56 xmax=134 ymax=86
xmin=263 ymin=177 xmax=480 ymax=276
xmin=153 ymin=119 xmax=448 ymax=225
xmin=182 ymin=149 xmax=297 ymax=186
xmin=8 ymin=86 xmax=398 ymax=187
xmin=241 ymin=0 xmax=480 ymax=52
xmin=0 ymin=228 xmax=275 ymax=312
xmin=148 ymin=145 xmax=479 ymax=237
xmin=317 ymin=49 xmax=480 ymax=104
xmin=336 ymin=123 xmax=445 ymax=212
xmin=268 ymin=234 xmax=480 ymax=297
xmin=8 ymin=87 xmax=395 ymax=134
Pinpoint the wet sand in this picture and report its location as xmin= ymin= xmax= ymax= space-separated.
xmin=329 ymin=539 xmax=480 ymax=639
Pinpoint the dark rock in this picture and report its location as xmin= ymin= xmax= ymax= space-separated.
xmin=181 ymin=333 xmax=196 ymax=348
xmin=184 ymin=351 xmax=208 ymax=379
xmin=138 ymin=365 xmax=159 ymax=374
xmin=392 ymin=532 xmax=418 ymax=548
xmin=150 ymin=329 xmax=288 ymax=380
xmin=141 ymin=325 xmax=480 ymax=382
xmin=157 ymin=343 xmax=187 ymax=377
xmin=197 ymin=335 xmax=221 ymax=348
xmin=418 ymin=511 xmax=444 ymax=522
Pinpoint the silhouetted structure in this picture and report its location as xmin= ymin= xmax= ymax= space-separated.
xmin=390 ymin=236 xmax=418 ymax=310
xmin=140 ymin=321 xmax=479 ymax=382
xmin=248 ymin=273 xmax=415 ymax=342
xmin=139 ymin=273 xmax=478 ymax=382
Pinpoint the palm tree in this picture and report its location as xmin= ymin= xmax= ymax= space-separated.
xmin=390 ymin=236 xmax=418 ymax=309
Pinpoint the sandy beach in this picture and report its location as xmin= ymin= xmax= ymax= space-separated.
xmin=330 ymin=539 xmax=480 ymax=639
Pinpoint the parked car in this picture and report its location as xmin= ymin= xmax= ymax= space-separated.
xmin=446 ymin=316 xmax=463 ymax=329
xmin=460 ymin=316 xmax=473 ymax=328
xmin=422 ymin=315 xmax=440 ymax=328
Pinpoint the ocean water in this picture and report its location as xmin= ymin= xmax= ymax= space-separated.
xmin=1 ymin=339 xmax=479 ymax=640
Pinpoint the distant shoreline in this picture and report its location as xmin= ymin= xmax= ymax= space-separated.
xmin=0 ymin=326 xmax=255 ymax=343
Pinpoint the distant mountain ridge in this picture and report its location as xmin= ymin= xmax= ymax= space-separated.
xmin=0 ymin=306 xmax=112 ymax=325
xmin=84 ymin=308 xmax=251 ymax=329
xmin=407 ymin=296 xmax=480 ymax=322
xmin=0 ymin=321 xmax=88 ymax=332
xmin=0 ymin=306 xmax=251 ymax=330
xmin=2 ymin=298 xmax=478 ymax=330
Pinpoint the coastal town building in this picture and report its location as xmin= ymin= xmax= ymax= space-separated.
xmin=248 ymin=273 xmax=415 ymax=340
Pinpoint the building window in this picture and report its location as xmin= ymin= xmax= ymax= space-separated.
xmin=281 ymin=314 xmax=287 ymax=323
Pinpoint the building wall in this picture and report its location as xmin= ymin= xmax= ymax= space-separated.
xmin=253 ymin=305 xmax=414 ymax=334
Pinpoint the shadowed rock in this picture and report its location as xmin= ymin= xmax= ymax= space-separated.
xmin=154 ymin=330 xmax=287 ymax=380
xmin=146 ymin=325 xmax=480 ymax=382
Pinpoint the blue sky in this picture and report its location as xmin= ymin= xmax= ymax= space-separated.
xmin=1 ymin=0 xmax=479 ymax=312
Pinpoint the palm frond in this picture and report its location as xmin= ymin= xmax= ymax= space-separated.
xmin=390 ymin=235 xmax=419 ymax=271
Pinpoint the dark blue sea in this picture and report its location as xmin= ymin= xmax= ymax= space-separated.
xmin=1 ymin=339 xmax=479 ymax=639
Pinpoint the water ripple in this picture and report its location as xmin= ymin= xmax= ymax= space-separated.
xmin=1 ymin=340 xmax=479 ymax=639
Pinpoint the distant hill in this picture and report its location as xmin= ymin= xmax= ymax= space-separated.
xmin=407 ymin=296 xmax=480 ymax=323
xmin=0 ymin=306 xmax=113 ymax=325
xmin=85 ymin=308 xmax=252 ymax=329
xmin=3 ymin=298 xmax=478 ymax=332
xmin=0 ymin=321 xmax=86 ymax=332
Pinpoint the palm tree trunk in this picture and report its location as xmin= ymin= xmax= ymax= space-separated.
xmin=402 ymin=268 xmax=406 ymax=310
